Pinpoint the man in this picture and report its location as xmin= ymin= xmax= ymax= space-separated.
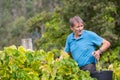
xmin=64 ymin=16 xmax=110 ymax=74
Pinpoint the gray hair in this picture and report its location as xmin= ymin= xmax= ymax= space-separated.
xmin=69 ymin=16 xmax=84 ymax=27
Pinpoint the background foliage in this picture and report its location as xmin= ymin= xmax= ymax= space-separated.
xmin=0 ymin=46 xmax=95 ymax=80
xmin=0 ymin=46 xmax=120 ymax=80
xmin=0 ymin=0 xmax=120 ymax=50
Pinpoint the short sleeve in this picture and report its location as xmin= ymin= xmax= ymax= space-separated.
xmin=64 ymin=37 xmax=70 ymax=52
xmin=90 ymin=31 xmax=103 ymax=46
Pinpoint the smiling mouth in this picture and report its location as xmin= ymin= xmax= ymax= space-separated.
xmin=78 ymin=30 xmax=82 ymax=32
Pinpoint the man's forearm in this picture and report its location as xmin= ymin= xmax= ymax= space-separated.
xmin=99 ymin=39 xmax=111 ymax=53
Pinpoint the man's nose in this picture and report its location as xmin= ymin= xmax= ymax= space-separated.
xmin=79 ymin=27 xmax=81 ymax=30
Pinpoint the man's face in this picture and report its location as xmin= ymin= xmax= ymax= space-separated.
xmin=71 ymin=22 xmax=84 ymax=37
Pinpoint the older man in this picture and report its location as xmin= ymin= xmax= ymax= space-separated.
xmin=64 ymin=16 xmax=110 ymax=74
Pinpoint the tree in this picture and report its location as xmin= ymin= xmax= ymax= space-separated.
xmin=34 ymin=0 xmax=120 ymax=51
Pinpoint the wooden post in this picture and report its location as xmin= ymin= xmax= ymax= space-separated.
xmin=21 ymin=38 xmax=33 ymax=50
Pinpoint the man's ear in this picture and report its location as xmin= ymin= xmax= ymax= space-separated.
xmin=70 ymin=26 xmax=73 ymax=30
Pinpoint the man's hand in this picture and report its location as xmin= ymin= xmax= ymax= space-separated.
xmin=92 ymin=50 xmax=101 ymax=60
xmin=93 ymin=39 xmax=110 ymax=60
xmin=59 ymin=51 xmax=69 ymax=60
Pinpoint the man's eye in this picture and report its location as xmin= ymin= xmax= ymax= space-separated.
xmin=80 ymin=25 xmax=83 ymax=27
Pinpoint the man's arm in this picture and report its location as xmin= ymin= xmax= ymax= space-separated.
xmin=93 ymin=39 xmax=111 ymax=60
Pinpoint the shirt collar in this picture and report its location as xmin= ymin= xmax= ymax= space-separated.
xmin=72 ymin=30 xmax=85 ymax=40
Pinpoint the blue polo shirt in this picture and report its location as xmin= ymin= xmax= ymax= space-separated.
xmin=64 ymin=30 xmax=103 ymax=67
